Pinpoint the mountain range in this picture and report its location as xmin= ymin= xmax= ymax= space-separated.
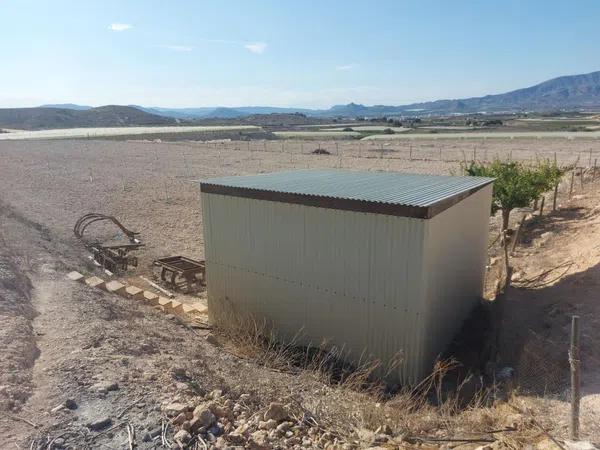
xmin=0 ymin=105 xmax=176 ymax=130
xmin=1 ymin=70 xmax=599 ymax=130
xmin=54 ymin=70 xmax=600 ymax=119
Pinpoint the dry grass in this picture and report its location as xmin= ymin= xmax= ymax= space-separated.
xmin=209 ymin=302 xmax=545 ymax=447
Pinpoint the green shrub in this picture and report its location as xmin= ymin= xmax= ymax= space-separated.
xmin=463 ymin=159 xmax=567 ymax=230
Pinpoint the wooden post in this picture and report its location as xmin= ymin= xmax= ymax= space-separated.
xmin=569 ymin=170 xmax=575 ymax=198
xmin=593 ymin=159 xmax=597 ymax=182
xmin=511 ymin=214 xmax=526 ymax=254
xmin=580 ymin=168 xmax=584 ymax=191
xmin=539 ymin=196 xmax=545 ymax=216
xmin=569 ymin=315 xmax=581 ymax=440
xmin=553 ymin=181 xmax=559 ymax=211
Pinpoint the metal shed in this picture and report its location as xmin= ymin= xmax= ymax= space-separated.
xmin=200 ymin=169 xmax=494 ymax=383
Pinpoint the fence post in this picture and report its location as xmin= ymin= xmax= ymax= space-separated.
xmin=511 ymin=214 xmax=526 ymax=254
xmin=580 ymin=168 xmax=584 ymax=191
xmin=569 ymin=315 xmax=581 ymax=440
xmin=569 ymin=171 xmax=575 ymax=198
xmin=539 ymin=196 xmax=545 ymax=216
xmin=553 ymin=181 xmax=559 ymax=211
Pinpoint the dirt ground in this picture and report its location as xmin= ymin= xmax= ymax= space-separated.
xmin=1 ymin=138 xmax=600 ymax=448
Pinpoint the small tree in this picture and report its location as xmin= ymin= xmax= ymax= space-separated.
xmin=463 ymin=159 xmax=566 ymax=231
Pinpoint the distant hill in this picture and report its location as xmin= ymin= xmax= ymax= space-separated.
xmin=0 ymin=105 xmax=177 ymax=130
xmin=7 ymin=70 xmax=600 ymax=127
xmin=132 ymin=105 xmax=316 ymax=119
xmin=325 ymin=71 xmax=600 ymax=117
xmin=40 ymin=103 xmax=92 ymax=111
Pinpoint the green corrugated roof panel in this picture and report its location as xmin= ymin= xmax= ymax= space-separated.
xmin=200 ymin=169 xmax=494 ymax=219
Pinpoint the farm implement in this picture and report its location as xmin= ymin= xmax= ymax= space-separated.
xmin=74 ymin=213 xmax=144 ymax=273
xmin=153 ymin=256 xmax=205 ymax=293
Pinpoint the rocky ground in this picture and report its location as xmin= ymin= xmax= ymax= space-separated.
xmin=1 ymin=138 xmax=599 ymax=449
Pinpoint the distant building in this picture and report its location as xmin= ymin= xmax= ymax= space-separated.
xmin=200 ymin=169 xmax=493 ymax=383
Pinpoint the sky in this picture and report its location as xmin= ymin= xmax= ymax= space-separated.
xmin=1 ymin=0 xmax=600 ymax=109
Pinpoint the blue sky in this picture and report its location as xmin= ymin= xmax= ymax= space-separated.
xmin=1 ymin=0 xmax=599 ymax=108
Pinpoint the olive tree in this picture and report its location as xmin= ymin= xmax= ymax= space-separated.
xmin=463 ymin=159 xmax=566 ymax=231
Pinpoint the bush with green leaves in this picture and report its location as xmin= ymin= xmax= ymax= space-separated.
xmin=463 ymin=159 xmax=567 ymax=230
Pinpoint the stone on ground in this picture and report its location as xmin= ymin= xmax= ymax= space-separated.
xmin=66 ymin=271 xmax=84 ymax=282
xmin=85 ymin=276 xmax=105 ymax=289
xmin=263 ymin=402 xmax=289 ymax=422
xmin=125 ymin=285 xmax=144 ymax=300
xmin=142 ymin=290 xmax=159 ymax=305
xmin=105 ymin=280 xmax=126 ymax=295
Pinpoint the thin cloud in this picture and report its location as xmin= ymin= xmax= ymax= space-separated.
xmin=244 ymin=42 xmax=267 ymax=54
xmin=336 ymin=63 xmax=358 ymax=71
xmin=161 ymin=45 xmax=194 ymax=52
xmin=108 ymin=23 xmax=133 ymax=32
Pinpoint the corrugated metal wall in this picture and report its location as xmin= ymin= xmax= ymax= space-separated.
xmin=201 ymin=187 xmax=491 ymax=384
xmin=421 ymin=184 xmax=493 ymax=368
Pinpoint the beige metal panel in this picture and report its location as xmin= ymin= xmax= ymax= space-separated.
xmin=421 ymin=184 xmax=493 ymax=371
xmin=202 ymin=191 xmax=432 ymax=383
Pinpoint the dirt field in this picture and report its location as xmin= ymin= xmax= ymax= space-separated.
xmin=1 ymin=138 xmax=600 ymax=448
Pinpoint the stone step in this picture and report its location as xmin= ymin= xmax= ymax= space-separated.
xmin=157 ymin=297 xmax=172 ymax=310
xmin=125 ymin=285 xmax=144 ymax=300
xmin=169 ymin=300 xmax=183 ymax=314
xmin=191 ymin=303 xmax=208 ymax=315
xmin=85 ymin=276 xmax=105 ymax=290
xmin=105 ymin=280 xmax=126 ymax=295
xmin=66 ymin=271 xmax=84 ymax=282
xmin=142 ymin=291 xmax=159 ymax=305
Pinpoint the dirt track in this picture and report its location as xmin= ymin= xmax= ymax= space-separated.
xmin=1 ymin=138 xmax=600 ymax=447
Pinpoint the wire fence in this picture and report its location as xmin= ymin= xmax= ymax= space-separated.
xmin=4 ymin=137 xmax=600 ymax=440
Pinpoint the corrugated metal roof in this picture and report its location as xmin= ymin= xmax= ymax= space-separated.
xmin=200 ymin=169 xmax=494 ymax=219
